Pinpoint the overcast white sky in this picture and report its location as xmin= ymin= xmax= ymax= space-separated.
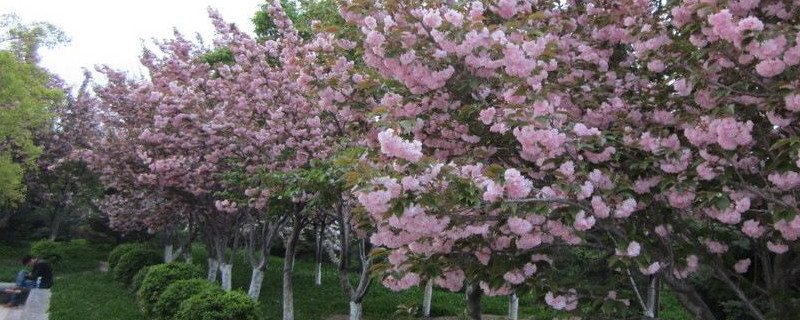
xmin=1 ymin=0 xmax=262 ymax=87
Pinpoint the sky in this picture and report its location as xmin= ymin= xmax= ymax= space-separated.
xmin=0 ymin=0 xmax=263 ymax=87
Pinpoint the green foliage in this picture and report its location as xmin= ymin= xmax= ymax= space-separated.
xmin=113 ymin=249 xmax=161 ymax=284
xmin=129 ymin=265 xmax=151 ymax=293
xmin=108 ymin=243 xmax=148 ymax=269
xmin=0 ymin=50 xmax=61 ymax=206
xmin=153 ymin=279 xmax=219 ymax=320
xmin=30 ymin=239 xmax=65 ymax=263
xmin=0 ymin=13 xmax=69 ymax=62
xmin=174 ymin=289 xmax=258 ymax=320
xmin=137 ymin=262 xmax=204 ymax=317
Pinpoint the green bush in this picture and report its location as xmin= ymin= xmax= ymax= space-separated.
xmin=31 ymin=240 xmax=66 ymax=263
xmin=114 ymin=249 xmax=161 ymax=284
xmin=137 ymin=262 xmax=203 ymax=316
xmin=108 ymin=243 xmax=147 ymax=269
xmin=175 ymin=289 xmax=258 ymax=320
xmin=153 ymin=279 xmax=219 ymax=320
xmin=130 ymin=265 xmax=152 ymax=293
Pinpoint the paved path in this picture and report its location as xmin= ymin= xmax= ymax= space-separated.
xmin=0 ymin=283 xmax=49 ymax=320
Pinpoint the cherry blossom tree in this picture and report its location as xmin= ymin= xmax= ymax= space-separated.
xmin=341 ymin=0 xmax=800 ymax=319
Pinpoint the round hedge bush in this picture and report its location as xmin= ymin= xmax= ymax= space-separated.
xmin=153 ymin=279 xmax=219 ymax=320
xmin=130 ymin=265 xmax=152 ymax=293
xmin=31 ymin=240 xmax=65 ymax=264
xmin=114 ymin=249 xmax=161 ymax=284
xmin=108 ymin=243 xmax=147 ymax=269
xmin=138 ymin=262 xmax=203 ymax=316
xmin=175 ymin=289 xmax=258 ymax=320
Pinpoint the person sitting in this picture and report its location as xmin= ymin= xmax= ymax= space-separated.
xmin=1 ymin=255 xmax=53 ymax=307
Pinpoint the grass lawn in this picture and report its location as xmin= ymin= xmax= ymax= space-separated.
xmin=1 ymin=242 xmax=691 ymax=320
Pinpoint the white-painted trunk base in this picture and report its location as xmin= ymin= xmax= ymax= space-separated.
xmin=183 ymin=250 xmax=193 ymax=264
xmin=220 ymin=263 xmax=233 ymax=291
xmin=508 ymin=294 xmax=519 ymax=320
xmin=207 ymin=258 xmax=220 ymax=282
xmin=248 ymin=269 xmax=265 ymax=300
xmin=422 ymin=280 xmax=433 ymax=317
xmin=349 ymin=301 xmax=362 ymax=320
xmin=164 ymin=245 xmax=175 ymax=263
xmin=314 ymin=262 xmax=322 ymax=286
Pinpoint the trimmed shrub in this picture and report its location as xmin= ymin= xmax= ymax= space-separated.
xmin=130 ymin=265 xmax=152 ymax=293
xmin=137 ymin=262 xmax=203 ymax=316
xmin=153 ymin=279 xmax=219 ymax=320
xmin=114 ymin=249 xmax=161 ymax=284
xmin=108 ymin=243 xmax=147 ymax=269
xmin=174 ymin=289 xmax=258 ymax=320
xmin=31 ymin=240 xmax=65 ymax=263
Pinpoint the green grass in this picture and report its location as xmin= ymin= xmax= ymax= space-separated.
xmin=49 ymin=272 xmax=145 ymax=320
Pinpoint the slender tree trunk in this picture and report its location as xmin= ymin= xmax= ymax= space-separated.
xmin=183 ymin=249 xmax=193 ymax=264
xmin=422 ymin=279 xmax=433 ymax=317
xmin=349 ymin=301 xmax=362 ymax=320
xmin=466 ymin=283 xmax=483 ymax=320
xmin=49 ymin=210 xmax=62 ymax=241
xmin=248 ymin=268 xmax=265 ymax=300
xmin=164 ymin=244 xmax=175 ymax=263
xmin=314 ymin=224 xmax=323 ymax=286
xmin=283 ymin=224 xmax=302 ymax=320
xmin=508 ymin=293 xmax=519 ymax=320
xmin=207 ymin=258 xmax=220 ymax=282
xmin=220 ymin=263 xmax=233 ymax=291
xmin=645 ymin=275 xmax=661 ymax=318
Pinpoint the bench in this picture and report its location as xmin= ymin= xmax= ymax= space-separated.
xmin=19 ymin=289 xmax=49 ymax=320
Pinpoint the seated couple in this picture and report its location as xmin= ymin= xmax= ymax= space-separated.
xmin=0 ymin=255 xmax=53 ymax=308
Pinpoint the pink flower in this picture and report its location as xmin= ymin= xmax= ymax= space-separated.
xmin=572 ymin=123 xmax=601 ymax=136
xmin=666 ymin=188 xmax=696 ymax=209
xmin=422 ymin=10 xmax=442 ymax=29
xmin=503 ymin=270 xmax=526 ymax=284
xmin=378 ymin=129 xmax=423 ymax=162
xmin=647 ymin=60 xmax=666 ymax=72
xmin=737 ymin=17 xmax=763 ymax=32
xmin=508 ymin=217 xmax=533 ymax=235
xmin=545 ymin=292 xmax=567 ymax=310
xmin=703 ymin=239 xmax=729 ymax=254
xmin=767 ymin=242 xmax=789 ymax=254
xmin=741 ymin=219 xmax=765 ymax=238
xmin=734 ymin=259 xmax=751 ymax=274
xmin=614 ymin=198 xmax=637 ymax=218
xmin=483 ymin=181 xmax=504 ymax=202
xmin=591 ymin=196 xmax=611 ymax=218
xmin=654 ymin=224 xmax=672 ymax=238
xmin=767 ymin=171 xmax=800 ymax=190
xmin=573 ymin=211 xmax=596 ymax=231
xmin=785 ymin=94 xmax=800 ymax=112
xmin=504 ymin=169 xmax=532 ymax=199
xmin=639 ymin=262 xmax=661 ymax=275
xmin=711 ymin=118 xmax=753 ymax=150
xmin=755 ymin=59 xmax=786 ymax=77
xmin=478 ymin=107 xmax=496 ymax=124
xmin=434 ymin=269 xmax=465 ymax=292
xmin=673 ymin=78 xmax=693 ymax=96
xmin=443 ymin=9 xmax=464 ymax=26
xmin=616 ymin=241 xmax=641 ymax=257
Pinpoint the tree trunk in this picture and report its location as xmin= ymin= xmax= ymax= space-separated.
xmin=422 ymin=279 xmax=433 ymax=317
xmin=645 ymin=275 xmax=661 ymax=318
xmin=248 ymin=268 xmax=265 ymax=300
xmin=465 ymin=283 xmax=483 ymax=320
xmin=49 ymin=211 xmax=62 ymax=241
xmin=283 ymin=225 xmax=301 ymax=320
xmin=314 ymin=224 xmax=323 ymax=286
xmin=164 ymin=244 xmax=175 ymax=263
xmin=207 ymin=258 xmax=220 ymax=282
xmin=183 ymin=248 xmax=193 ymax=264
xmin=220 ymin=263 xmax=233 ymax=291
xmin=508 ymin=293 xmax=519 ymax=320
xmin=661 ymin=272 xmax=717 ymax=320
xmin=349 ymin=301 xmax=362 ymax=320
